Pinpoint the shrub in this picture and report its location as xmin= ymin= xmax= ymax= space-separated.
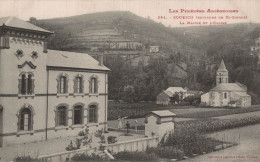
xmin=146 ymin=147 xmax=184 ymax=160
xmin=14 ymin=156 xmax=40 ymax=162
xmin=107 ymin=136 xmax=117 ymax=144
xmin=114 ymin=151 xmax=158 ymax=161
xmin=71 ymin=153 xmax=107 ymax=161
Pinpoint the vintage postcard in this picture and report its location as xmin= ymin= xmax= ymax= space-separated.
xmin=0 ymin=0 xmax=260 ymax=161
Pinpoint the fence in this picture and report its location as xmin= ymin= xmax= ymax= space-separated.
xmin=108 ymin=127 xmax=145 ymax=135
xmin=37 ymin=136 xmax=159 ymax=162
xmin=101 ymin=136 xmax=159 ymax=153
xmin=37 ymin=147 xmax=98 ymax=162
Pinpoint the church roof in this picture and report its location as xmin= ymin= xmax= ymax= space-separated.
xmin=217 ymin=59 xmax=228 ymax=72
xmin=0 ymin=16 xmax=52 ymax=33
xmin=210 ymin=83 xmax=245 ymax=92
xmin=47 ymin=50 xmax=110 ymax=71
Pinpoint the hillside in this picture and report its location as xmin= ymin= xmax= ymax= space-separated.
xmin=34 ymin=11 xmax=260 ymax=103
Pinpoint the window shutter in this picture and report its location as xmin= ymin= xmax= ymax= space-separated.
xmin=81 ymin=79 xmax=84 ymax=93
xmin=0 ymin=36 xmax=10 ymax=49
xmin=18 ymin=79 xmax=22 ymax=94
xmin=3 ymin=36 xmax=10 ymax=49
xmin=65 ymin=79 xmax=68 ymax=93
xmin=57 ymin=79 xmax=60 ymax=93
xmin=32 ymin=79 xmax=35 ymax=94
xmin=89 ymin=80 xmax=92 ymax=93
xmin=95 ymin=108 xmax=98 ymax=123
xmin=74 ymin=78 xmax=77 ymax=93
xmin=94 ymin=79 xmax=98 ymax=93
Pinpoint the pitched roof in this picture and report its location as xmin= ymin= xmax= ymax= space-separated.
xmin=165 ymin=87 xmax=186 ymax=95
xmin=47 ymin=50 xmax=109 ymax=71
xmin=0 ymin=16 xmax=52 ymax=33
xmin=211 ymin=83 xmax=245 ymax=91
xmin=150 ymin=110 xmax=176 ymax=117
xmin=217 ymin=59 xmax=228 ymax=72
xmin=233 ymin=92 xmax=250 ymax=97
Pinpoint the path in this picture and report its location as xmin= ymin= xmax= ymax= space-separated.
xmin=185 ymin=124 xmax=260 ymax=162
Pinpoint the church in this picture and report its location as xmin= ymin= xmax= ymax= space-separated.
xmin=201 ymin=59 xmax=251 ymax=108
xmin=0 ymin=17 xmax=109 ymax=147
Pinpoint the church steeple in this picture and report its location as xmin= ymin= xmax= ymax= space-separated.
xmin=216 ymin=59 xmax=228 ymax=85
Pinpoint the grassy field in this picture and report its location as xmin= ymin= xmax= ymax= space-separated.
xmin=108 ymin=102 xmax=260 ymax=120
xmin=176 ymin=106 xmax=260 ymax=118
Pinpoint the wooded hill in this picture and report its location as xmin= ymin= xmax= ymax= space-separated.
xmin=35 ymin=11 xmax=260 ymax=103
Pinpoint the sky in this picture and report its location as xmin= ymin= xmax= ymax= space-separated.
xmin=0 ymin=0 xmax=259 ymax=27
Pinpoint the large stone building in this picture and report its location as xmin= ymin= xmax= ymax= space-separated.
xmin=0 ymin=17 xmax=109 ymax=147
xmin=201 ymin=60 xmax=251 ymax=107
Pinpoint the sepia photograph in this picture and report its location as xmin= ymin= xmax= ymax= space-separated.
xmin=0 ymin=0 xmax=260 ymax=161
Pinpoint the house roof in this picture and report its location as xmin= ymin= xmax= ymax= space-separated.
xmin=47 ymin=50 xmax=110 ymax=71
xmin=0 ymin=16 xmax=52 ymax=33
xmin=149 ymin=110 xmax=176 ymax=117
xmin=217 ymin=59 xmax=228 ymax=72
xmin=187 ymin=91 xmax=202 ymax=95
xmin=165 ymin=87 xmax=186 ymax=95
xmin=211 ymin=83 xmax=245 ymax=92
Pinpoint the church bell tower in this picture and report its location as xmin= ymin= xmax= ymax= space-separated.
xmin=216 ymin=59 xmax=228 ymax=85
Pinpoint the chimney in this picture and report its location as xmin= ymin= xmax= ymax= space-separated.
xmin=98 ymin=54 xmax=104 ymax=66
xmin=29 ymin=17 xmax=37 ymax=25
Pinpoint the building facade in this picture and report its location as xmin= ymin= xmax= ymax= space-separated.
xmin=0 ymin=17 xmax=109 ymax=147
xmin=201 ymin=60 xmax=251 ymax=108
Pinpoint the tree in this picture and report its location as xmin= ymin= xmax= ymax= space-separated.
xmin=122 ymin=85 xmax=135 ymax=103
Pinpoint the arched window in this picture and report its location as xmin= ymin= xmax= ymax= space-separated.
xmin=74 ymin=76 xmax=84 ymax=93
xmin=19 ymin=73 xmax=35 ymax=95
xmin=89 ymin=104 xmax=97 ymax=123
xmin=56 ymin=106 xmax=67 ymax=126
xmin=19 ymin=107 xmax=33 ymax=131
xmin=21 ymin=74 xmax=26 ymax=95
xmin=90 ymin=77 xmax=98 ymax=93
xmin=57 ymin=73 xmax=68 ymax=94
xmin=73 ymin=105 xmax=83 ymax=125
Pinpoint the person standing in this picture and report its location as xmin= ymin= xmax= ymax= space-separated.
xmin=117 ymin=116 xmax=123 ymax=129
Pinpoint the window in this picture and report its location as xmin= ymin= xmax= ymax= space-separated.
xmin=224 ymin=93 xmax=227 ymax=99
xmin=219 ymin=78 xmax=221 ymax=83
xmin=19 ymin=73 xmax=35 ymax=95
xmin=73 ymin=105 xmax=83 ymax=125
xmin=74 ymin=76 xmax=83 ymax=93
xmin=27 ymin=74 xmax=33 ymax=94
xmin=89 ymin=105 xmax=97 ymax=123
xmin=18 ymin=107 xmax=33 ymax=131
xmin=57 ymin=74 xmax=68 ymax=94
xmin=56 ymin=106 xmax=67 ymax=126
xmin=90 ymin=77 xmax=98 ymax=93
xmin=60 ymin=76 xmax=66 ymax=94
xmin=21 ymin=74 xmax=26 ymax=95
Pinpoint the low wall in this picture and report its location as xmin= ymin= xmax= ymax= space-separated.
xmin=37 ymin=147 xmax=98 ymax=162
xmin=101 ymin=136 xmax=159 ymax=153
xmin=37 ymin=136 xmax=159 ymax=162
xmin=108 ymin=127 xmax=145 ymax=135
